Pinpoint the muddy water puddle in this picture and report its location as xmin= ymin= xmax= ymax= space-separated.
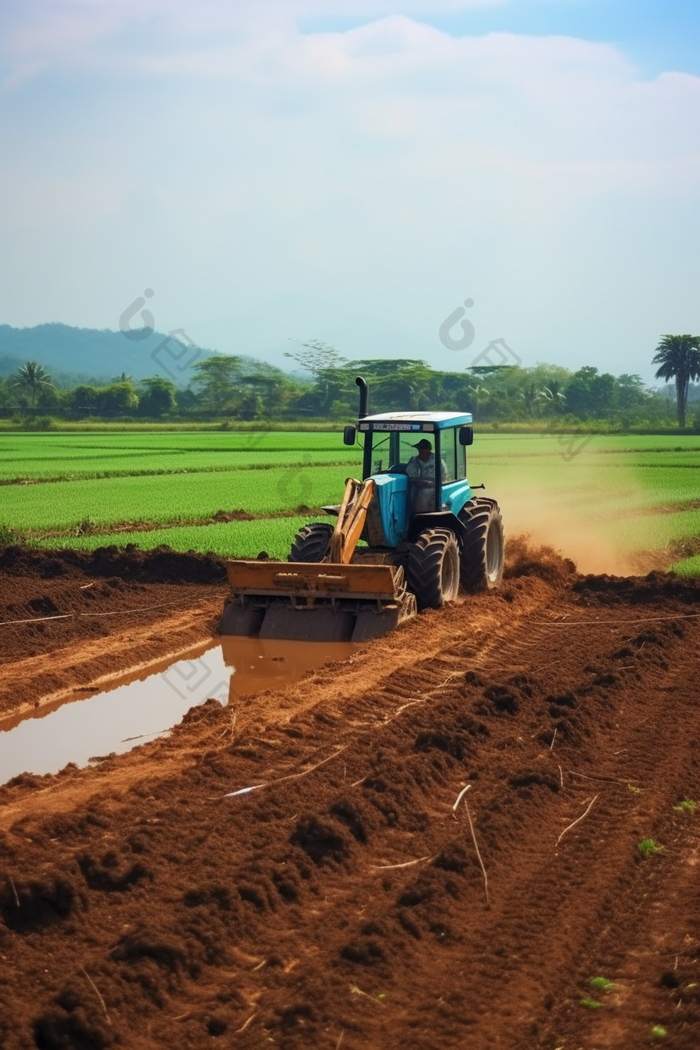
xmin=0 ymin=637 xmax=354 ymax=785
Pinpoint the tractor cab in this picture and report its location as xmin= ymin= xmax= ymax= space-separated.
xmin=343 ymin=410 xmax=475 ymax=549
xmin=221 ymin=375 xmax=503 ymax=642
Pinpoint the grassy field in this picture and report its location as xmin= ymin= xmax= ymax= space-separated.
xmin=0 ymin=430 xmax=698 ymax=571
xmin=0 ymin=432 xmax=358 ymax=481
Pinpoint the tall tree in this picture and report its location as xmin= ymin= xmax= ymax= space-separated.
xmin=191 ymin=356 xmax=242 ymax=414
xmin=652 ymin=334 xmax=700 ymax=428
xmin=10 ymin=361 xmax=54 ymax=408
xmin=285 ymin=340 xmax=354 ymax=416
xmin=138 ymin=377 xmax=177 ymax=418
xmin=285 ymin=339 xmax=347 ymax=376
xmin=96 ymin=381 xmax=139 ymax=417
xmin=565 ymin=366 xmax=617 ymax=419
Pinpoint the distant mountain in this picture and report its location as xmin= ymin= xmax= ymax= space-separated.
xmin=0 ymin=324 xmax=225 ymax=386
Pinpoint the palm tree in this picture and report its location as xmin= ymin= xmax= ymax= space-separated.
xmin=10 ymin=361 xmax=54 ymax=408
xmin=652 ymin=335 xmax=700 ymax=428
xmin=466 ymin=382 xmax=490 ymax=421
xmin=535 ymin=386 xmax=567 ymax=416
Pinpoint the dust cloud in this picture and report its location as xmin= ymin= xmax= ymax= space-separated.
xmin=488 ymin=446 xmax=665 ymax=576
xmin=501 ymin=493 xmax=640 ymax=574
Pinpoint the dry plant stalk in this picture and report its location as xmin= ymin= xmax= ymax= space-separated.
xmin=550 ymin=727 xmax=557 ymax=751
xmin=235 ymin=1012 xmax=257 ymax=1033
xmin=452 ymin=784 xmax=489 ymax=904
xmin=556 ymin=793 xmax=599 ymax=847
xmin=80 ymin=966 xmax=111 ymax=1025
xmin=220 ymin=709 xmax=237 ymax=740
xmin=381 ymin=698 xmax=426 ymax=725
xmin=369 ymin=855 xmax=433 ymax=871
xmin=350 ymin=985 xmax=385 ymax=1006
xmin=452 ymin=783 xmax=472 ymax=812
xmin=8 ymin=876 xmax=20 ymax=908
xmin=224 ymin=745 xmax=347 ymax=797
xmin=464 ymin=799 xmax=490 ymax=907
xmin=382 ymin=672 xmax=460 ymax=726
xmin=568 ymin=770 xmax=629 ymax=785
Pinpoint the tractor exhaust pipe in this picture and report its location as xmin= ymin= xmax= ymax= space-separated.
xmin=356 ymin=375 xmax=369 ymax=419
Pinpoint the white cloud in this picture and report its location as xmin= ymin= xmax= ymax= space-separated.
xmin=0 ymin=3 xmax=698 ymax=377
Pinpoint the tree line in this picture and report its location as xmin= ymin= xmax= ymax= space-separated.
xmin=2 ymin=335 xmax=699 ymax=429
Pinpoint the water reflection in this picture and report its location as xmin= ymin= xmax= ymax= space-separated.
xmin=0 ymin=637 xmax=354 ymax=785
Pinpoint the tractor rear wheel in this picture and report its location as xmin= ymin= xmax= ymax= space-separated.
xmin=406 ymin=528 xmax=460 ymax=610
xmin=458 ymin=498 xmax=504 ymax=592
xmin=289 ymin=522 xmax=333 ymax=563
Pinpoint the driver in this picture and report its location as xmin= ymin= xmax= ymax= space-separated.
xmin=406 ymin=438 xmax=447 ymax=513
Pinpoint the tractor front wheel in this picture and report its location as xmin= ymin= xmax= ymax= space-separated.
xmin=289 ymin=522 xmax=333 ymax=563
xmin=406 ymin=528 xmax=460 ymax=610
xmin=458 ymin=499 xmax=504 ymax=592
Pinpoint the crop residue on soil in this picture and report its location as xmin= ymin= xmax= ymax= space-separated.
xmin=2 ymin=543 xmax=700 ymax=1050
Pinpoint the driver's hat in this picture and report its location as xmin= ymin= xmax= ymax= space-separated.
xmin=411 ymin=439 xmax=432 ymax=450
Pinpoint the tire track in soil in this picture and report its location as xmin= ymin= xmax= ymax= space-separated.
xmin=397 ymin=616 xmax=700 ymax=1050
xmin=3 ymin=554 xmax=700 ymax=1050
xmin=0 ymin=577 xmax=555 ymax=832
xmin=436 ymin=622 xmax=695 ymax=1049
xmin=535 ymin=616 xmax=700 ymax=1050
xmin=209 ymin=601 xmax=700 ymax=1050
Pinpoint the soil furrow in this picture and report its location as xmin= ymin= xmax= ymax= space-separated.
xmin=2 ymin=544 xmax=700 ymax=1050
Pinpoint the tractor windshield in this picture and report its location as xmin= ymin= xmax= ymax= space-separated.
xmin=373 ymin=433 xmax=461 ymax=481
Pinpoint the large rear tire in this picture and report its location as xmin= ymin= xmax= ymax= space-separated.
xmin=289 ymin=522 xmax=333 ymax=563
xmin=406 ymin=528 xmax=460 ymax=610
xmin=458 ymin=498 xmax=504 ymax=592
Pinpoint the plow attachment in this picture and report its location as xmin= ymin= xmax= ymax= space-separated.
xmin=220 ymin=559 xmax=417 ymax=642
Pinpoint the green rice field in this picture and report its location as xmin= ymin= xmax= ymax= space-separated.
xmin=1 ymin=430 xmax=698 ymax=572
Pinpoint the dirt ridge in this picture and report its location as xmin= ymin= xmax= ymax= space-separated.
xmin=1 ymin=542 xmax=700 ymax=1049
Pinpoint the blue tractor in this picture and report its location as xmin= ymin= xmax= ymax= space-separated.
xmin=221 ymin=377 xmax=504 ymax=642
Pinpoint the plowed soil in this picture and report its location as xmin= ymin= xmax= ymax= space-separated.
xmin=2 ymin=541 xmax=700 ymax=1050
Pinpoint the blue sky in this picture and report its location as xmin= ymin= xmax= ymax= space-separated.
xmin=303 ymin=1 xmax=700 ymax=77
xmin=0 ymin=0 xmax=698 ymax=383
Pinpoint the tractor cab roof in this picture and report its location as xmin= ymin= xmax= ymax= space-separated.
xmin=358 ymin=411 xmax=473 ymax=433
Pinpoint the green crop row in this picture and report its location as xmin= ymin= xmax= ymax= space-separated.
xmin=36 ymin=516 xmax=316 ymax=560
xmin=0 ymin=449 xmax=360 ymax=482
xmin=0 ymin=431 xmax=360 ymax=481
xmin=3 ymin=465 xmax=353 ymax=532
xmin=2 ymin=431 xmax=699 ymax=576
xmin=0 ymin=430 xmax=348 ymax=456
xmin=673 ymin=555 xmax=700 ymax=576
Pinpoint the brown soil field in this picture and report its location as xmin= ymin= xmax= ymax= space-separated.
xmin=1 ymin=541 xmax=700 ymax=1050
